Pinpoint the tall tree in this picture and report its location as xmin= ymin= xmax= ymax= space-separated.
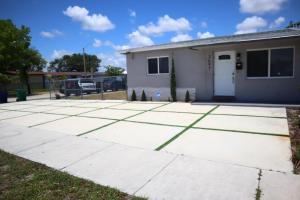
xmin=0 ymin=19 xmax=46 ymax=94
xmin=170 ymin=58 xmax=177 ymax=102
xmin=48 ymin=53 xmax=101 ymax=72
xmin=19 ymin=48 xmax=46 ymax=94
xmin=104 ymin=65 xmax=125 ymax=76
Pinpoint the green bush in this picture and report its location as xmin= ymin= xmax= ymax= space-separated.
xmin=185 ymin=90 xmax=190 ymax=102
xmin=141 ymin=90 xmax=147 ymax=101
xmin=131 ymin=90 xmax=137 ymax=101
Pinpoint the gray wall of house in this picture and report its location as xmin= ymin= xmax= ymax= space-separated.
xmin=126 ymin=37 xmax=300 ymax=103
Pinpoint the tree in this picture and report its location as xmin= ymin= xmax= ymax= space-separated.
xmin=0 ymin=73 xmax=12 ymax=92
xmin=19 ymin=48 xmax=46 ymax=94
xmin=170 ymin=57 xmax=177 ymax=102
xmin=104 ymin=65 xmax=125 ymax=76
xmin=48 ymin=53 xmax=101 ymax=72
xmin=0 ymin=20 xmax=31 ymax=73
xmin=0 ymin=19 xmax=46 ymax=94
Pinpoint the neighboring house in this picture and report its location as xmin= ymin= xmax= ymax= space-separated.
xmin=7 ymin=71 xmax=45 ymax=89
xmin=121 ymin=28 xmax=300 ymax=103
xmin=6 ymin=71 xmax=106 ymax=90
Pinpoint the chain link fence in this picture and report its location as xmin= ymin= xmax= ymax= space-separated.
xmin=48 ymin=75 xmax=127 ymax=100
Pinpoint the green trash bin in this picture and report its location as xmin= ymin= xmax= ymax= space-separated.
xmin=16 ymin=89 xmax=27 ymax=101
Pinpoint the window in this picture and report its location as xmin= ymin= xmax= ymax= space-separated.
xmin=159 ymin=57 xmax=169 ymax=73
xmin=147 ymin=57 xmax=169 ymax=74
xmin=247 ymin=47 xmax=294 ymax=78
xmin=148 ymin=58 xmax=158 ymax=74
xmin=270 ymin=48 xmax=293 ymax=77
xmin=247 ymin=50 xmax=269 ymax=77
xmin=218 ymin=55 xmax=231 ymax=60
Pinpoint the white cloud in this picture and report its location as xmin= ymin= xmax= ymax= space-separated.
xmin=51 ymin=50 xmax=71 ymax=59
xmin=93 ymin=39 xmax=102 ymax=47
xmin=200 ymin=21 xmax=208 ymax=28
xmin=40 ymin=30 xmax=63 ymax=38
xmin=129 ymin=9 xmax=136 ymax=17
xmin=197 ymin=31 xmax=215 ymax=39
xmin=235 ymin=16 xmax=267 ymax=34
xmin=240 ymin=0 xmax=287 ymax=14
xmin=63 ymin=6 xmax=115 ymax=32
xmin=170 ymin=33 xmax=192 ymax=42
xmin=269 ymin=16 xmax=285 ymax=28
xmin=112 ymin=44 xmax=131 ymax=51
xmin=93 ymin=39 xmax=130 ymax=50
xmin=97 ymin=52 xmax=126 ymax=68
xmin=138 ymin=15 xmax=192 ymax=36
xmin=128 ymin=31 xmax=154 ymax=47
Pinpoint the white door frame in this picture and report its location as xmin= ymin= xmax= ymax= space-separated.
xmin=214 ymin=51 xmax=236 ymax=96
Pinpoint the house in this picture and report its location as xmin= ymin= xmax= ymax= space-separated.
xmin=120 ymin=29 xmax=300 ymax=103
xmin=6 ymin=71 xmax=107 ymax=90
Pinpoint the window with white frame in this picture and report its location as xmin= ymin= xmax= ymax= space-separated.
xmin=147 ymin=57 xmax=169 ymax=74
xmin=247 ymin=47 xmax=294 ymax=78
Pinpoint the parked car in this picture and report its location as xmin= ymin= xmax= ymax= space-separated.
xmin=78 ymin=78 xmax=96 ymax=94
xmin=59 ymin=78 xmax=96 ymax=96
xmin=102 ymin=77 xmax=125 ymax=92
xmin=59 ymin=79 xmax=81 ymax=96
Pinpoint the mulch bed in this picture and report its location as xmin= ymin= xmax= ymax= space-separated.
xmin=286 ymin=108 xmax=300 ymax=174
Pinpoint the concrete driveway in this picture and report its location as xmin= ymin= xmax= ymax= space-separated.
xmin=0 ymin=100 xmax=299 ymax=200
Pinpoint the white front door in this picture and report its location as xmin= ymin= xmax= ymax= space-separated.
xmin=214 ymin=51 xmax=236 ymax=96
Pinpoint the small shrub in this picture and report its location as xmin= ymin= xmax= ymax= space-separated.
xmin=141 ymin=90 xmax=147 ymax=101
xmin=55 ymin=93 xmax=61 ymax=99
xmin=185 ymin=90 xmax=190 ymax=102
xmin=131 ymin=90 xmax=137 ymax=101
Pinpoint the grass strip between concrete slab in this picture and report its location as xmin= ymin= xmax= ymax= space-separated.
xmin=155 ymin=105 xmax=220 ymax=151
xmin=27 ymin=102 xmax=130 ymax=127
xmin=209 ymin=113 xmax=287 ymax=119
xmin=0 ymin=112 xmax=37 ymax=121
xmin=77 ymin=102 xmax=172 ymax=136
xmin=255 ymin=169 xmax=263 ymax=200
xmin=191 ymin=127 xmax=290 ymax=138
xmin=124 ymin=119 xmax=186 ymax=128
xmin=28 ymin=116 xmax=72 ymax=128
xmin=151 ymin=110 xmax=207 ymax=115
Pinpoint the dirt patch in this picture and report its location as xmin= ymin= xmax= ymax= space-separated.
xmin=287 ymin=108 xmax=300 ymax=174
xmin=69 ymin=91 xmax=127 ymax=100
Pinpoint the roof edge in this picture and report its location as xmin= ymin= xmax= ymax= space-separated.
xmin=119 ymin=29 xmax=300 ymax=54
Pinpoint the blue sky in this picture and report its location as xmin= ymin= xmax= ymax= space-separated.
xmin=0 ymin=0 xmax=299 ymax=69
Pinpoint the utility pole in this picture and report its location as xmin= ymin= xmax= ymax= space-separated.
xmin=83 ymin=48 xmax=87 ymax=77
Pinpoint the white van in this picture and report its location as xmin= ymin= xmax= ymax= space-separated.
xmin=78 ymin=78 xmax=96 ymax=94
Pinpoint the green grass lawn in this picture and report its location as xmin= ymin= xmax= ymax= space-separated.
xmin=0 ymin=150 xmax=146 ymax=200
